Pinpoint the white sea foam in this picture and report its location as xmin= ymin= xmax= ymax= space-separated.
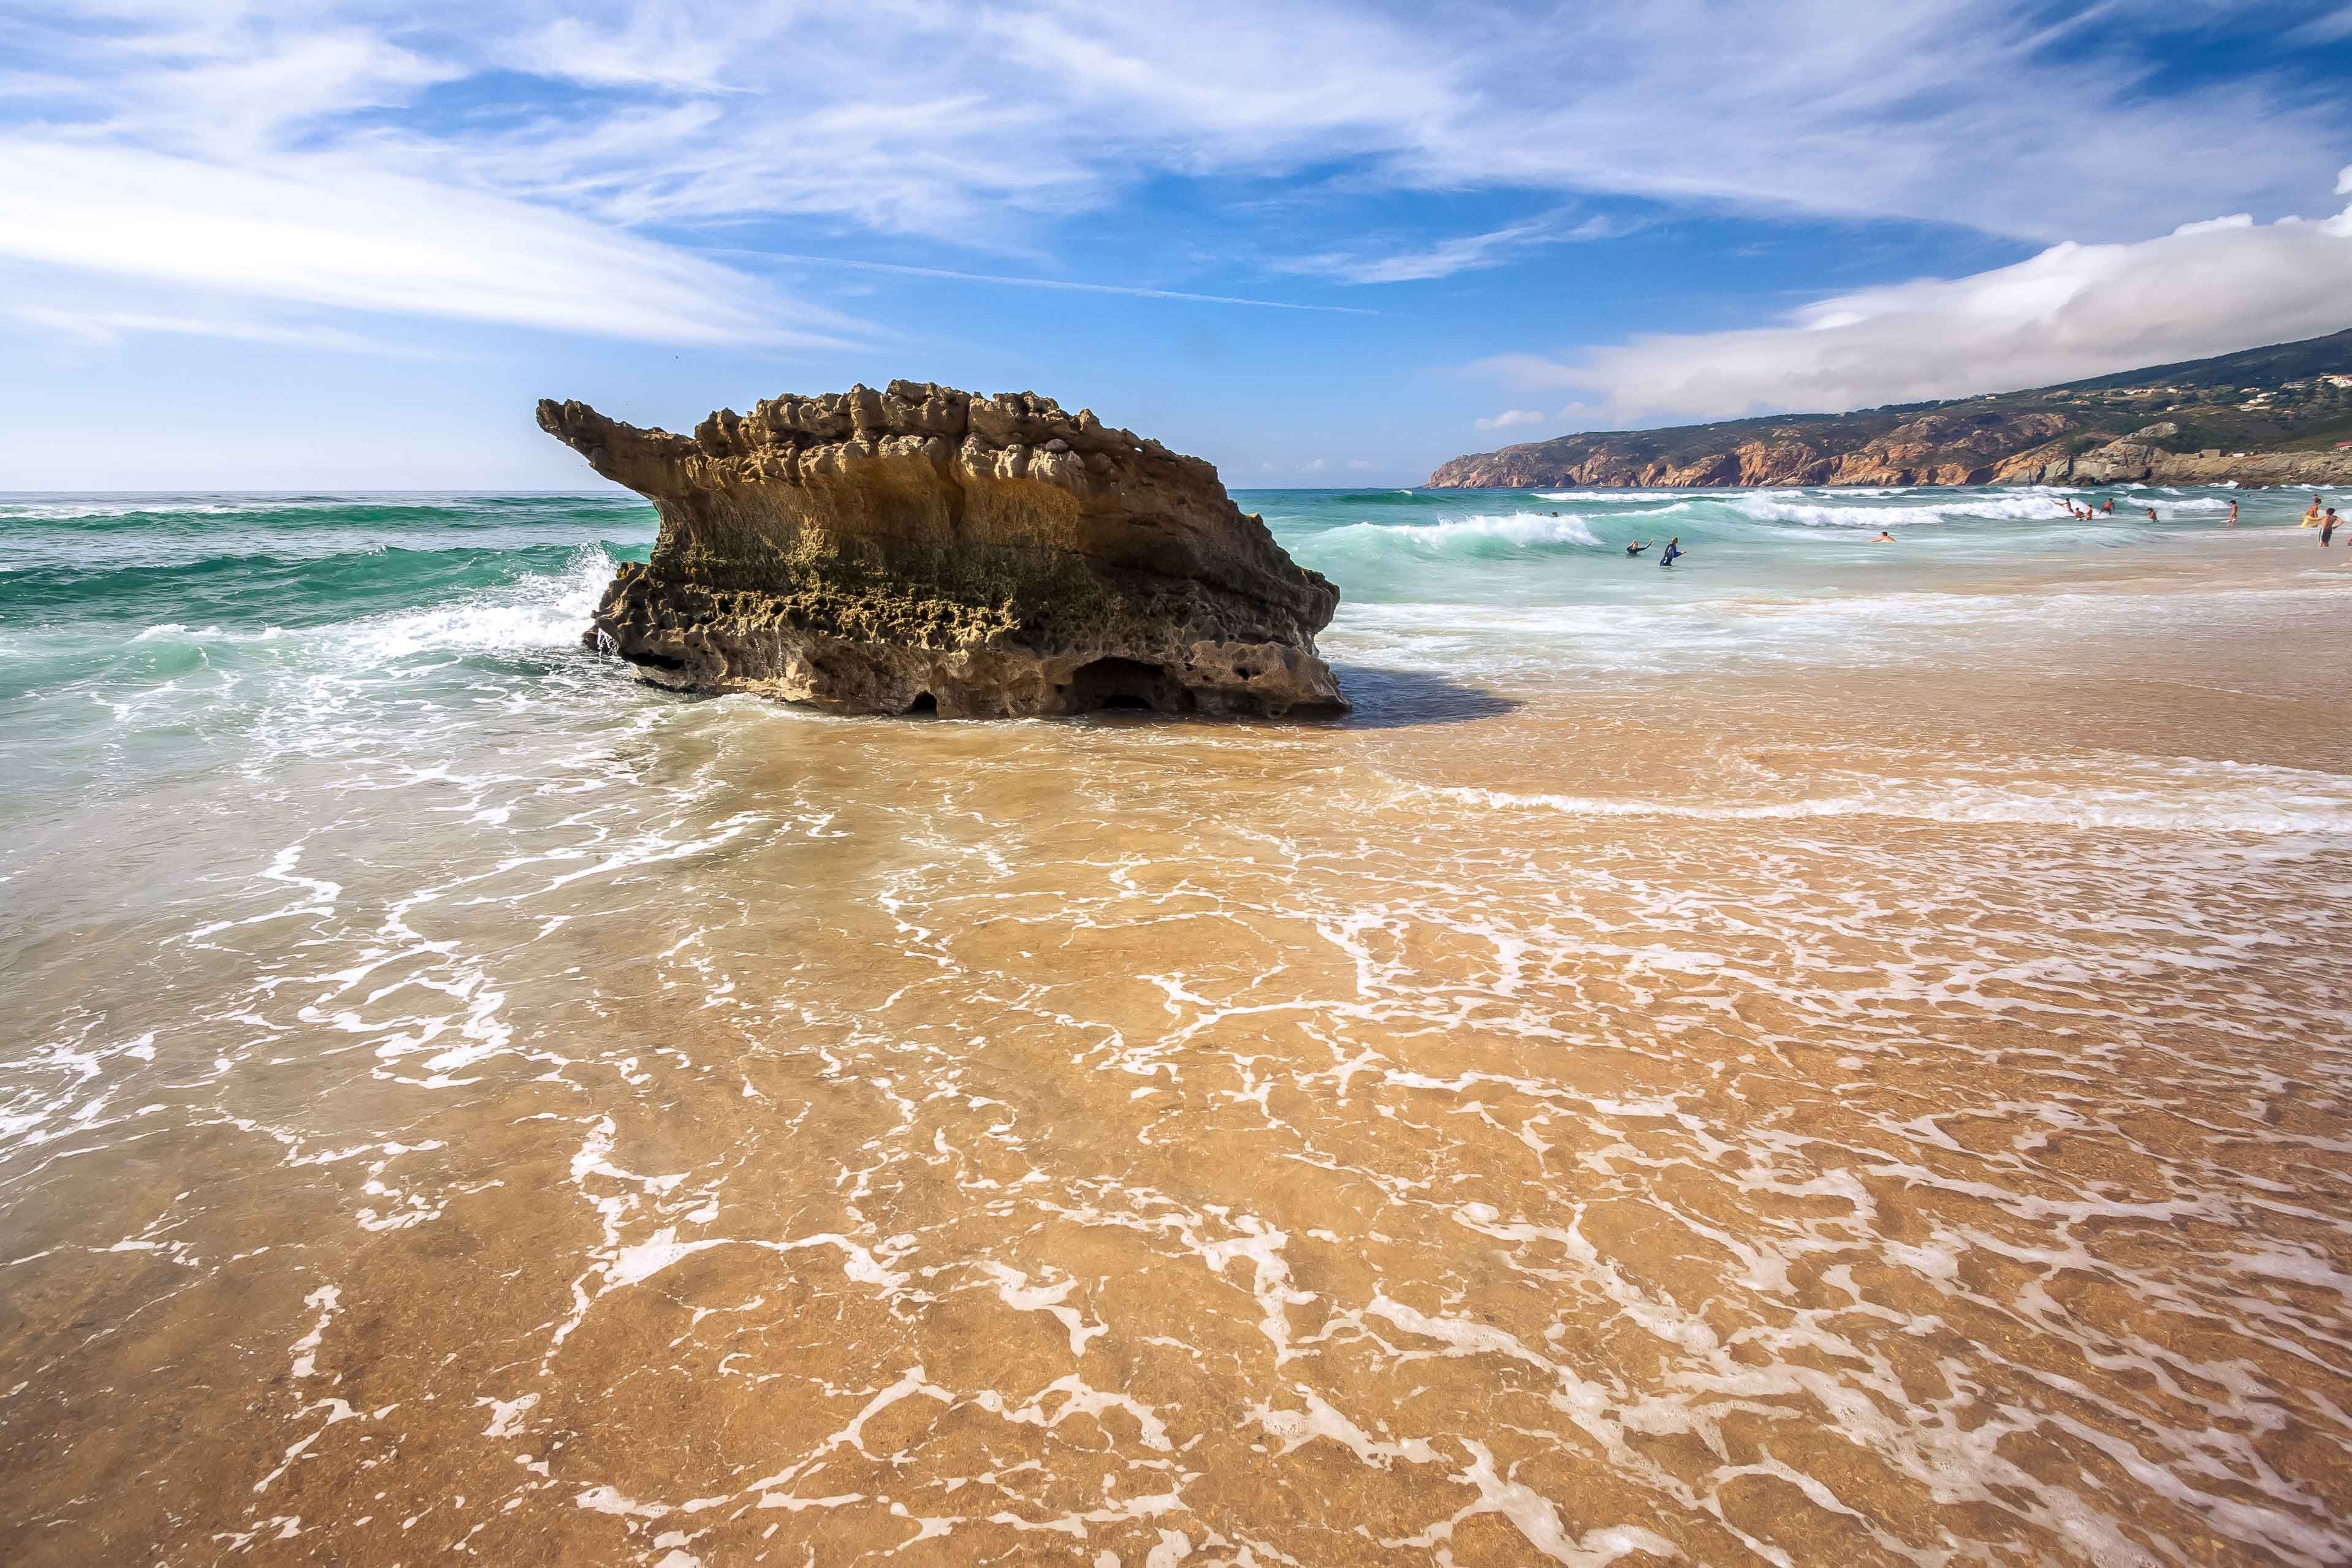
xmin=1730 ymin=491 xmax=2234 ymax=528
xmin=1409 ymin=766 xmax=2352 ymax=836
xmin=1321 ymin=514 xmax=1604 ymax=550
xmin=1535 ymin=490 xmax=1687 ymax=503
xmin=1729 ymin=492 xmax=2085 ymax=527
xmin=0 ymin=494 xmax=643 ymax=522
xmin=337 ymin=549 xmax=614 ymax=661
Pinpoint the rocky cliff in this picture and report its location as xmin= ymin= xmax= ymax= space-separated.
xmin=539 ymin=382 xmax=1344 ymax=718
xmin=1991 ymin=439 xmax=2352 ymax=488
xmin=1430 ymin=408 xmax=2074 ymax=489
xmin=1429 ymin=327 xmax=2352 ymax=490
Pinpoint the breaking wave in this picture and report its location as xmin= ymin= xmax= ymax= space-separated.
xmin=1727 ymin=492 xmax=2236 ymax=528
xmin=1534 ymin=490 xmax=1689 ymax=503
xmin=1315 ymin=513 xmax=1606 ymax=554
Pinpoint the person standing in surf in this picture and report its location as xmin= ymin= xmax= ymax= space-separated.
xmin=2304 ymin=496 xmax=2326 ymax=527
xmin=1660 ymin=537 xmax=1684 ymax=568
xmin=2226 ymin=500 xmax=2239 ymax=527
xmin=2325 ymin=508 xmax=2339 ymax=547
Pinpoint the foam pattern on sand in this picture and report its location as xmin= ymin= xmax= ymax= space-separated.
xmin=6 ymin=486 xmax=2351 ymax=1565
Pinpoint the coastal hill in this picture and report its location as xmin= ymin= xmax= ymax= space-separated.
xmin=1428 ymin=328 xmax=2352 ymax=489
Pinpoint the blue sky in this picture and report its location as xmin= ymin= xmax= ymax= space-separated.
xmin=2 ymin=1 xmax=2349 ymax=489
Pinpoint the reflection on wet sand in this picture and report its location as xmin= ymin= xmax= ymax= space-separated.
xmin=4 ymin=576 xmax=2351 ymax=1566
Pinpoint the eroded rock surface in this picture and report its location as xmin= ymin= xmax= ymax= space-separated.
xmin=1990 ymin=438 xmax=2352 ymax=487
xmin=1429 ymin=408 xmax=2076 ymax=489
xmin=539 ymin=383 xmax=1344 ymax=718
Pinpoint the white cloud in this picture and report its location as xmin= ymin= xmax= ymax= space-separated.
xmin=1 ymin=0 xmax=2344 ymax=349
xmin=0 ymin=140 xmax=858 ymax=348
xmin=1279 ymin=213 xmax=1636 ymax=284
xmin=1346 ymin=459 xmax=1374 ymax=470
xmin=1477 ymin=199 xmax=2352 ymax=425
xmin=4 ymin=301 xmax=452 ymax=358
xmin=744 ymin=251 xmax=1372 ymax=313
xmin=1475 ymin=408 xmax=1550 ymax=430
xmin=2293 ymin=6 xmax=2352 ymax=44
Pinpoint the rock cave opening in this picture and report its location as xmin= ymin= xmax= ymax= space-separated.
xmin=1066 ymin=657 xmax=1194 ymax=715
xmin=904 ymin=691 xmax=939 ymax=716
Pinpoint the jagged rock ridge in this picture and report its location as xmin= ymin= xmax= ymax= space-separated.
xmin=539 ymin=382 xmax=1345 ymax=718
xmin=1429 ymin=327 xmax=2352 ymax=489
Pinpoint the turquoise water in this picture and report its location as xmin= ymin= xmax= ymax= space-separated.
xmin=0 ymin=482 xmax=2325 ymax=814
xmin=1272 ymin=482 xmax=2240 ymax=602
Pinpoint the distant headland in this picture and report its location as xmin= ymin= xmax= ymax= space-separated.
xmin=1429 ymin=327 xmax=2352 ymax=489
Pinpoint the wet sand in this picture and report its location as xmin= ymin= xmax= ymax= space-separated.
xmin=4 ymin=552 xmax=2351 ymax=1565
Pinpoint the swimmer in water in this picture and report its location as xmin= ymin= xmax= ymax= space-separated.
xmin=1625 ymin=539 xmax=1650 ymax=557
xmin=1873 ymin=530 xmax=1896 ymax=542
xmin=2146 ymin=506 xmax=2158 ymax=521
xmin=2099 ymin=499 xmax=2115 ymax=516
xmin=1659 ymin=536 xmax=1683 ymax=568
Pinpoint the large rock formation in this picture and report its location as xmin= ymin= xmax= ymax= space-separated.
xmin=539 ymin=382 xmax=1344 ymax=718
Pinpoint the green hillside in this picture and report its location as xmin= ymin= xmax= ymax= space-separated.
xmin=1429 ymin=328 xmax=2352 ymax=488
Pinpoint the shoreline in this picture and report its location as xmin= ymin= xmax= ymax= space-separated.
xmin=4 ymin=485 xmax=2350 ymax=1564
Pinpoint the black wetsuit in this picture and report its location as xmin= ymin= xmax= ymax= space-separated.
xmin=1626 ymin=544 xmax=1647 ymax=557
xmin=1659 ymin=544 xmax=1682 ymax=568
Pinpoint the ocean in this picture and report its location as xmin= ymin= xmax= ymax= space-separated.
xmin=4 ymin=483 xmax=2350 ymax=1564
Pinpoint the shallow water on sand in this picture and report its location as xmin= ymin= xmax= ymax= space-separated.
xmin=3 ymin=488 xmax=2351 ymax=1564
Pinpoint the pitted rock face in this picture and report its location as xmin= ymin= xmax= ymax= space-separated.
xmin=537 ymin=382 xmax=1345 ymax=718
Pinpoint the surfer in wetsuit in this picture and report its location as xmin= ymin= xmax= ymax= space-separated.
xmin=1659 ymin=536 xmax=1683 ymax=568
xmin=1625 ymin=539 xmax=1649 ymax=557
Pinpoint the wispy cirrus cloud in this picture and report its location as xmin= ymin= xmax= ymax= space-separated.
xmin=737 ymin=251 xmax=1377 ymax=313
xmin=2290 ymin=4 xmax=2352 ymax=42
xmin=1 ymin=0 xmax=2346 ymax=354
xmin=4 ymin=300 xmax=456 ymax=358
xmin=0 ymin=139 xmax=861 ymax=348
xmin=1474 ymin=408 xmax=1550 ymax=431
xmin=1472 ymin=182 xmax=2352 ymax=425
xmin=1278 ymin=212 xmax=1639 ymax=284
